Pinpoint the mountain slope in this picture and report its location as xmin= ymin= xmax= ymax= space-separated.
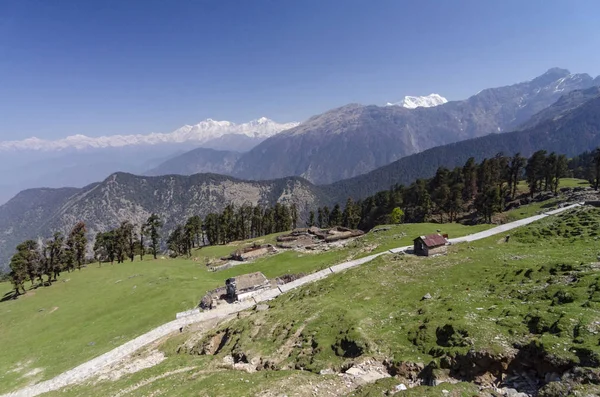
xmin=145 ymin=148 xmax=242 ymax=176
xmin=518 ymin=86 xmax=600 ymax=129
xmin=0 ymin=187 xmax=81 ymax=263
xmin=233 ymin=68 xmax=598 ymax=184
xmin=324 ymin=91 xmax=600 ymax=199
xmin=0 ymin=173 xmax=327 ymax=272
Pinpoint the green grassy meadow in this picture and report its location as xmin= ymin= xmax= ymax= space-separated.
xmin=40 ymin=207 xmax=600 ymax=396
xmin=0 ymin=222 xmax=488 ymax=394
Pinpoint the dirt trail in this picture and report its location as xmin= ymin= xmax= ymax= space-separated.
xmin=2 ymin=202 xmax=582 ymax=397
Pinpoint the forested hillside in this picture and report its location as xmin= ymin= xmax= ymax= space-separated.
xmin=324 ymin=93 xmax=600 ymax=199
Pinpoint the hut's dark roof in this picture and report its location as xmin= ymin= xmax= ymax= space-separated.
xmin=415 ymin=233 xmax=447 ymax=248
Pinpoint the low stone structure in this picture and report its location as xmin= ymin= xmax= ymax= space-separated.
xmin=223 ymin=244 xmax=275 ymax=262
xmin=225 ymin=272 xmax=271 ymax=301
xmin=413 ymin=233 xmax=448 ymax=256
xmin=276 ymin=226 xmax=364 ymax=249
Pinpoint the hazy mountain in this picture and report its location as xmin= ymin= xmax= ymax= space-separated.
xmin=145 ymin=148 xmax=242 ymax=176
xmin=233 ymin=68 xmax=598 ymax=184
xmin=0 ymin=117 xmax=298 ymax=151
xmin=199 ymin=133 xmax=273 ymax=152
xmin=0 ymin=118 xmax=297 ymax=205
xmin=386 ymin=93 xmax=448 ymax=108
xmin=0 ymin=146 xmax=188 ymax=205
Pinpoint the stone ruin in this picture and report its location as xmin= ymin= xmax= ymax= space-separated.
xmin=222 ymin=243 xmax=276 ymax=262
xmin=276 ymin=226 xmax=365 ymax=249
xmin=199 ymin=272 xmax=272 ymax=310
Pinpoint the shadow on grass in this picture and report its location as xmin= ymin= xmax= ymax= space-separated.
xmin=1 ymin=290 xmax=17 ymax=302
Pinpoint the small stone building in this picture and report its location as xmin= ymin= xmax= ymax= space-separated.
xmin=225 ymin=271 xmax=270 ymax=301
xmin=413 ymin=233 xmax=448 ymax=256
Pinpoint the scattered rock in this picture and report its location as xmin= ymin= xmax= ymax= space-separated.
xmin=88 ymin=342 xmax=96 ymax=346
xmin=345 ymin=367 xmax=364 ymax=376
xmin=255 ymin=304 xmax=269 ymax=312
xmin=394 ymin=383 xmax=407 ymax=392
xmin=422 ymin=293 xmax=432 ymax=300
xmin=500 ymin=387 xmax=530 ymax=397
xmin=544 ymin=372 xmax=561 ymax=383
xmin=222 ymin=355 xmax=235 ymax=366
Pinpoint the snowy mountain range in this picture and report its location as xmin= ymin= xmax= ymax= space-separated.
xmin=386 ymin=93 xmax=448 ymax=109
xmin=0 ymin=117 xmax=299 ymax=151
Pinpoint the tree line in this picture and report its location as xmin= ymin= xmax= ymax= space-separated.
xmin=314 ymin=149 xmax=599 ymax=231
xmin=6 ymin=149 xmax=600 ymax=294
xmin=8 ymin=222 xmax=87 ymax=295
xmin=167 ymin=202 xmax=299 ymax=257
xmin=93 ymin=214 xmax=163 ymax=264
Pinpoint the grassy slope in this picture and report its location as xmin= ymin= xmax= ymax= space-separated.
xmin=0 ymin=223 xmax=486 ymax=394
xmin=44 ymin=207 xmax=600 ymax=397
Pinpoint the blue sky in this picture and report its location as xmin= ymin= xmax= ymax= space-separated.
xmin=1 ymin=0 xmax=599 ymax=140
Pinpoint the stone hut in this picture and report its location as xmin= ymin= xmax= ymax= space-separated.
xmin=413 ymin=233 xmax=448 ymax=256
xmin=225 ymin=272 xmax=270 ymax=301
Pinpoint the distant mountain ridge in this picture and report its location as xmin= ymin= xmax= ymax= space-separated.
xmin=0 ymin=117 xmax=299 ymax=151
xmin=232 ymin=68 xmax=600 ymax=184
xmin=2 ymin=87 xmax=600 ymax=272
xmin=145 ymin=148 xmax=241 ymax=176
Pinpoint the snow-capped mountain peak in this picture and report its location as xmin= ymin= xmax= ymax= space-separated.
xmin=386 ymin=93 xmax=448 ymax=109
xmin=0 ymin=117 xmax=299 ymax=152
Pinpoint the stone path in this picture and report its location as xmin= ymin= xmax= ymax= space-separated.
xmin=3 ymin=202 xmax=583 ymax=397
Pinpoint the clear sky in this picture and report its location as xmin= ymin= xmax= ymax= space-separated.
xmin=1 ymin=0 xmax=599 ymax=140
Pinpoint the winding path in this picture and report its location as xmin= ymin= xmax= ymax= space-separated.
xmin=3 ymin=202 xmax=583 ymax=397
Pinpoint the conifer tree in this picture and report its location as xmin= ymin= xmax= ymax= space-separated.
xmin=144 ymin=214 xmax=163 ymax=259
xmin=68 ymin=222 xmax=88 ymax=270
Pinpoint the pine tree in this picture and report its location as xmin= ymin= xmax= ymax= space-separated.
xmin=290 ymin=203 xmax=298 ymax=230
xmin=185 ymin=216 xmax=203 ymax=248
xmin=508 ymin=153 xmax=526 ymax=199
xmin=144 ymin=214 xmax=163 ymax=259
xmin=68 ymin=222 xmax=87 ymax=270
xmin=139 ymin=224 xmax=146 ymax=261
xmin=93 ymin=232 xmax=106 ymax=266
xmin=322 ymin=206 xmax=330 ymax=228
xmin=462 ymin=157 xmax=478 ymax=201
xmin=9 ymin=244 xmax=31 ymax=295
xmin=46 ymin=232 xmax=64 ymax=280
xmin=308 ymin=210 xmax=315 ymax=227
xmin=251 ymin=206 xmax=263 ymax=238
xmin=13 ymin=240 xmax=41 ymax=287
xmin=525 ymin=150 xmax=547 ymax=197
xmin=342 ymin=198 xmax=361 ymax=229
xmin=329 ymin=204 xmax=343 ymax=227
xmin=593 ymin=148 xmax=600 ymax=190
